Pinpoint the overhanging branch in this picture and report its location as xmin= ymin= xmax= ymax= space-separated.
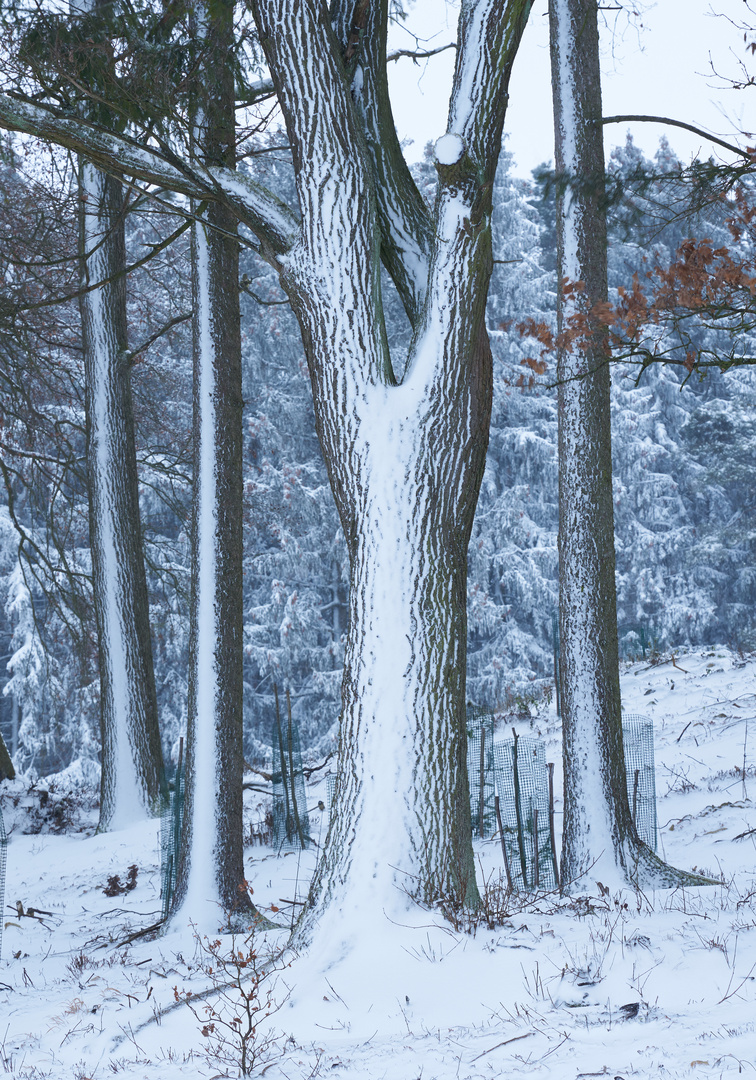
xmin=0 ymin=94 xmax=300 ymax=255
xmin=600 ymin=113 xmax=752 ymax=161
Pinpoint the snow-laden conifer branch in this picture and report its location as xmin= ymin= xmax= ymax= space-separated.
xmin=0 ymin=94 xmax=300 ymax=256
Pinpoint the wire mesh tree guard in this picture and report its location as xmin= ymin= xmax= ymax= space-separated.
xmin=271 ymin=685 xmax=310 ymax=851
xmin=466 ymin=709 xmax=497 ymax=839
xmin=467 ymin=714 xmax=560 ymax=893
xmin=160 ymin=736 xmax=185 ymax=921
xmin=622 ymin=713 xmax=658 ymax=851
xmin=493 ymin=732 xmax=560 ymax=892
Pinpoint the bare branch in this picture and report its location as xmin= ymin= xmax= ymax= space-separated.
xmin=0 ymin=94 xmax=300 ymax=255
xmin=386 ymin=42 xmax=457 ymax=63
xmin=600 ymin=114 xmax=752 ymax=160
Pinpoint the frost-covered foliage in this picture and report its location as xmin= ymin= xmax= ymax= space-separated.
xmin=237 ymin=173 xmax=345 ymax=751
xmin=613 ymin=361 xmax=756 ymax=650
xmin=466 ymin=149 xmax=558 ymax=707
xmin=607 ymin=137 xmax=756 ymax=652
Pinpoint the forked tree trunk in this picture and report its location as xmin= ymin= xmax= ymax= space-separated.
xmin=171 ymin=0 xmax=253 ymax=924
xmin=79 ymin=161 xmax=164 ymax=829
xmin=251 ymin=0 xmax=533 ymax=938
xmin=550 ymin=0 xmax=710 ymax=890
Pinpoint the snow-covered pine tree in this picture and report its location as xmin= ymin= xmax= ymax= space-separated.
xmin=467 ymin=148 xmax=559 ymax=708
xmin=0 ymin=142 xmax=101 ymax=779
xmin=240 ymin=246 xmax=347 ymax=753
xmin=607 ymin=136 xmax=756 ymax=654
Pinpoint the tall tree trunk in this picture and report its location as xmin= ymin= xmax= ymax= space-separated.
xmin=79 ymin=160 xmax=164 ymax=829
xmin=171 ymin=0 xmax=253 ymax=924
xmin=550 ymin=0 xmax=710 ymax=890
xmin=250 ymin=0 xmax=533 ymax=944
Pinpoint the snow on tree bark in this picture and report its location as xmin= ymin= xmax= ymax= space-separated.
xmin=79 ymin=161 xmax=164 ymax=829
xmin=550 ymin=0 xmax=711 ymax=890
xmin=171 ymin=0 xmax=253 ymax=923
xmin=248 ymin=0 xmax=533 ymax=936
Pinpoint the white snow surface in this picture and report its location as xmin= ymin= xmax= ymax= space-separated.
xmin=2 ymin=646 xmax=756 ymax=1078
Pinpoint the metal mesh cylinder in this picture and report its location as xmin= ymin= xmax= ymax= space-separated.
xmin=622 ymin=713 xmax=658 ymax=851
xmin=160 ymin=756 xmax=185 ymax=921
xmin=466 ymin=711 xmax=497 ymax=838
xmin=271 ymin=711 xmax=310 ymax=850
xmin=493 ymin=736 xmax=558 ymax=892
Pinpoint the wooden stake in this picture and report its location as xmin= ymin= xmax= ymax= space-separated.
xmin=494 ymin=794 xmax=513 ymax=891
xmin=547 ymin=761 xmax=560 ymax=890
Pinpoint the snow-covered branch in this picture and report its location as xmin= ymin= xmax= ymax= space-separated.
xmin=0 ymin=94 xmax=300 ymax=256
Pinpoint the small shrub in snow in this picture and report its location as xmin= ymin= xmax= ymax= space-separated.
xmin=175 ymin=923 xmax=289 ymax=1077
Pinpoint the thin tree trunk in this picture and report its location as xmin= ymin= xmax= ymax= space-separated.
xmin=79 ymin=160 xmax=164 ymax=829
xmin=0 ymin=730 xmax=14 ymax=781
xmin=550 ymin=0 xmax=711 ymax=890
xmin=172 ymin=0 xmax=253 ymax=924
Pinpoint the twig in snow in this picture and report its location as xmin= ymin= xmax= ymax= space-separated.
xmin=469 ymin=1031 xmax=534 ymax=1062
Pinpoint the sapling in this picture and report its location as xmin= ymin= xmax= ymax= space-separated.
xmin=175 ymin=923 xmax=289 ymax=1077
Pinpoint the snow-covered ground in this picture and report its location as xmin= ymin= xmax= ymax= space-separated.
xmin=1 ymin=647 xmax=755 ymax=1078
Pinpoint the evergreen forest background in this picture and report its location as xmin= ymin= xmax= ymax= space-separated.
xmin=2 ymin=131 xmax=754 ymax=776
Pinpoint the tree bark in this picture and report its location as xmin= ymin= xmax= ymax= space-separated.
xmin=250 ymin=0 xmax=533 ymax=939
xmin=550 ymin=0 xmax=711 ymax=890
xmin=0 ymin=730 xmax=14 ymax=781
xmin=79 ymin=159 xmax=164 ymax=829
xmin=171 ymin=0 xmax=253 ymax=924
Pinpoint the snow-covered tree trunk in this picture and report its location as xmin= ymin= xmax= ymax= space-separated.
xmin=250 ymin=0 xmax=533 ymax=936
xmin=550 ymin=0 xmax=708 ymax=890
xmin=79 ymin=161 xmax=164 ymax=829
xmin=171 ymin=0 xmax=253 ymax=924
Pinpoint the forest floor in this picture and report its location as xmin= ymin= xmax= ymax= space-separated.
xmin=1 ymin=646 xmax=755 ymax=1079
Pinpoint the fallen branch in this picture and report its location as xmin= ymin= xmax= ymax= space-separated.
xmin=470 ymin=1032 xmax=534 ymax=1063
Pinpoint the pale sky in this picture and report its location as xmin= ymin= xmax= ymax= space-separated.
xmin=387 ymin=1 xmax=750 ymax=178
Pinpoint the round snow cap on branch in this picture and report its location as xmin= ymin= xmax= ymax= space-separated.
xmin=434 ymin=133 xmax=465 ymax=166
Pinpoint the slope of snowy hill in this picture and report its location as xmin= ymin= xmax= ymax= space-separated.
xmin=1 ymin=646 xmax=754 ymax=1079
